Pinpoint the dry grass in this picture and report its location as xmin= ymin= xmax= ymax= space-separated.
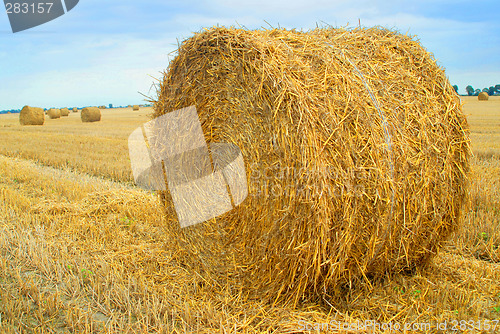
xmin=0 ymin=107 xmax=150 ymax=182
xmin=0 ymin=98 xmax=498 ymax=333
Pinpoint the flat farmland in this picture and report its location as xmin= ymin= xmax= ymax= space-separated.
xmin=0 ymin=99 xmax=499 ymax=333
xmin=0 ymin=107 xmax=151 ymax=182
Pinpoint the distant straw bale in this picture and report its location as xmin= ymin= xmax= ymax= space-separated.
xmin=19 ymin=106 xmax=44 ymax=125
xmin=47 ymin=108 xmax=61 ymax=119
xmin=153 ymin=27 xmax=471 ymax=306
xmin=60 ymin=108 xmax=70 ymax=116
xmin=133 ymin=105 xmax=140 ymax=111
xmin=81 ymin=107 xmax=101 ymax=122
xmin=99 ymin=105 xmax=106 ymax=109
xmin=478 ymin=92 xmax=489 ymax=101
xmin=72 ymin=107 xmax=78 ymax=112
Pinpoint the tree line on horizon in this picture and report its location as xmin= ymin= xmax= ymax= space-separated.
xmin=453 ymin=84 xmax=500 ymax=96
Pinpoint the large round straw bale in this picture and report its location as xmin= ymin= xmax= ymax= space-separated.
xmin=154 ymin=27 xmax=471 ymax=305
xmin=47 ymin=108 xmax=61 ymax=119
xmin=478 ymin=92 xmax=489 ymax=101
xmin=60 ymin=108 xmax=70 ymax=116
xmin=81 ymin=107 xmax=101 ymax=122
xmin=132 ymin=105 xmax=140 ymax=111
xmin=19 ymin=105 xmax=44 ymax=125
xmin=72 ymin=107 xmax=78 ymax=112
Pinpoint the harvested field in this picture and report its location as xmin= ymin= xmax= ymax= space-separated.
xmin=0 ymin=44 xmax=498 ymax=334
xmin=0 ymin=95 xmax=498 ymax=333
xmin=0 ymin=107 xmax=150 ymax=182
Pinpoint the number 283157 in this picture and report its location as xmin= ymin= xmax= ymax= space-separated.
xmin=5 ymin=2 xmax=54 ymax=14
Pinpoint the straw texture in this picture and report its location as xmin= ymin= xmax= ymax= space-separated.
xmin=81 ymin=107 xmax=101 ymax=122
xmin=19 ymin=105 xmax=44 ymax=125
xmin=478 ymin=92 xmax=489 ymax=101
xmin=153 ymin=27 xmax=471 ymax=306
xmin=47 ymin=108 xmax=61 ymax=119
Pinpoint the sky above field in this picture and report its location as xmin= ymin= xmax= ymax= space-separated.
xmin=0 ymin=0 xmax=499 ymax=110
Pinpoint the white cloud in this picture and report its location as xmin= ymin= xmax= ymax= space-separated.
xmin=0 ymin=33 xmax=177 ymax=109
xmin=0 ymin=66 xmax=159 ymax=109
xmin=1 ymin=1 xmax=498 ymax=110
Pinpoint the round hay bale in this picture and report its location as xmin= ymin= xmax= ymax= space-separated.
xmin=72 ymin=107 xmax=78 ymax=112
xmin=81 ymin=107 xmax=101 ymax=122
xmin=132 ymin=105 xmax=140 ymax=111
xmin=47 ymin=108 xmax=61 ymax=119
xmin=154 ymin=27 xmax=471 ymax=305
xmin=478 ymin=92 xmax=489 ymax=101
xmin=60 ymin=108 xmax=70 ymax=116
xmin=99 ymin=105 xmax=106 ymax=109
xmin=19 ymin=106 xmax=44 ymax=125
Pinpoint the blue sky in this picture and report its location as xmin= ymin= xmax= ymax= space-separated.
xmin=0 ymin=0 xmax=499 ymax=110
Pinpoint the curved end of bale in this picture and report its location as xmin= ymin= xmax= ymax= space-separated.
xmin=47 ymin=108 xmax=61 ymax=119
xmin=60 ymin=108 xmax=70 ymax=116
xmin=153 ymin=26 xmax=471 ymax=306
xmin=81 ymin=107 xmax=101 ymax=122
xmin=478 ymin=92 xmax=489 ymax=101
xmin=19 ymin=105 xmax=45 ymax=125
